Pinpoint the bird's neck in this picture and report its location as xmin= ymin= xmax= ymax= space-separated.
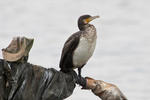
xmin=78 ymin=24 xmax=91 ymax=31
xmin=80 ymin=24 xmax=97 ymax=40
xmin=84 ymin=24 xmax=96 ymax=32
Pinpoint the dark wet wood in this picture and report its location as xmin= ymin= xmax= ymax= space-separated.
xmin=0 ymin=59 xmax=76 ymax=100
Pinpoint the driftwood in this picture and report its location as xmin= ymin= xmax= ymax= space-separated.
xmin=0 ymin=59 xmax=127 ymax=100
xmin=0 ymin=60 xmax=76 ymax=100
xmin=83 ymin=77 xmax=127 ymax=100
xmin=0 ymin=36 xmax=127 ymax=100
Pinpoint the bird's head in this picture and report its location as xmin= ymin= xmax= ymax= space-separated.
xmin=78 ymin=15 xmax=99 ymax=30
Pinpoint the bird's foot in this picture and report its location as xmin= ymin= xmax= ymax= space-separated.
xmin=66 ymin=69 xmax=86 ymax=88
xmin=76 ymin=75 xmax=86 ymax=88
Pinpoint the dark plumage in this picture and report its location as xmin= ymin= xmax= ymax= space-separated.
xmin=59 ymin=15 xmax=99 ymax=77
xmin=59 ymin=32 xmax=81 ymax=72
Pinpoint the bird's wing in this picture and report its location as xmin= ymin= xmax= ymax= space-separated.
xmin=59 ymin=31 xmax=82 ymax=72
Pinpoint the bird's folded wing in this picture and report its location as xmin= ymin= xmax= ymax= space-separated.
xmin=59 ymin=32 xmax=82 ymax=70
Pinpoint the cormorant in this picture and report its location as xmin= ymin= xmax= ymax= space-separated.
xmin=59 ymin=15 xmax=99 ymax=78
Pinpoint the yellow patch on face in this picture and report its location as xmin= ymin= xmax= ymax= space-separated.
xmin=84 ymin=18 xmax=91 ymax=24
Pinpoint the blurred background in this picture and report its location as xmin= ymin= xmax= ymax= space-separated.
xmin=0 ymin=0 xmax=150 ymax=100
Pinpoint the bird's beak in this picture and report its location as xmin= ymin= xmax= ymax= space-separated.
xmin=90 ymin=15 xmax=100 ymax=21
xmin=84 ymin=15 xmax=100 ymax=23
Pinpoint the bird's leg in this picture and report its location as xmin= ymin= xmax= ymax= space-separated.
xmin=78 ymin=64 xmax=85 ymax=78
xmin=78 ymin=67 xmax=82 ymax=78
xmin=76 ymin=66 xmax=86 ymax=87
xmin=77 ymin=67 xmax=86 ymax=87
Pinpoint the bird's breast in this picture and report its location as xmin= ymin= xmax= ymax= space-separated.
xmin=73 ymin=36 xmax=96 ymax=68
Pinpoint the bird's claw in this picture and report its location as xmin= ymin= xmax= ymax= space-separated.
xmin=67 ymin=69 xmax=86 ymax=88
xmin=76 ymin=75 xmax=86 ymax=88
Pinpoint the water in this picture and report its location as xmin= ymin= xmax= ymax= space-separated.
xmin=0 ymin=0 xmax=150 ymax=100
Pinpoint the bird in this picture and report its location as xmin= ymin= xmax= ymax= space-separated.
xmin=59 ymin=15 xmax=99 ymax=78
